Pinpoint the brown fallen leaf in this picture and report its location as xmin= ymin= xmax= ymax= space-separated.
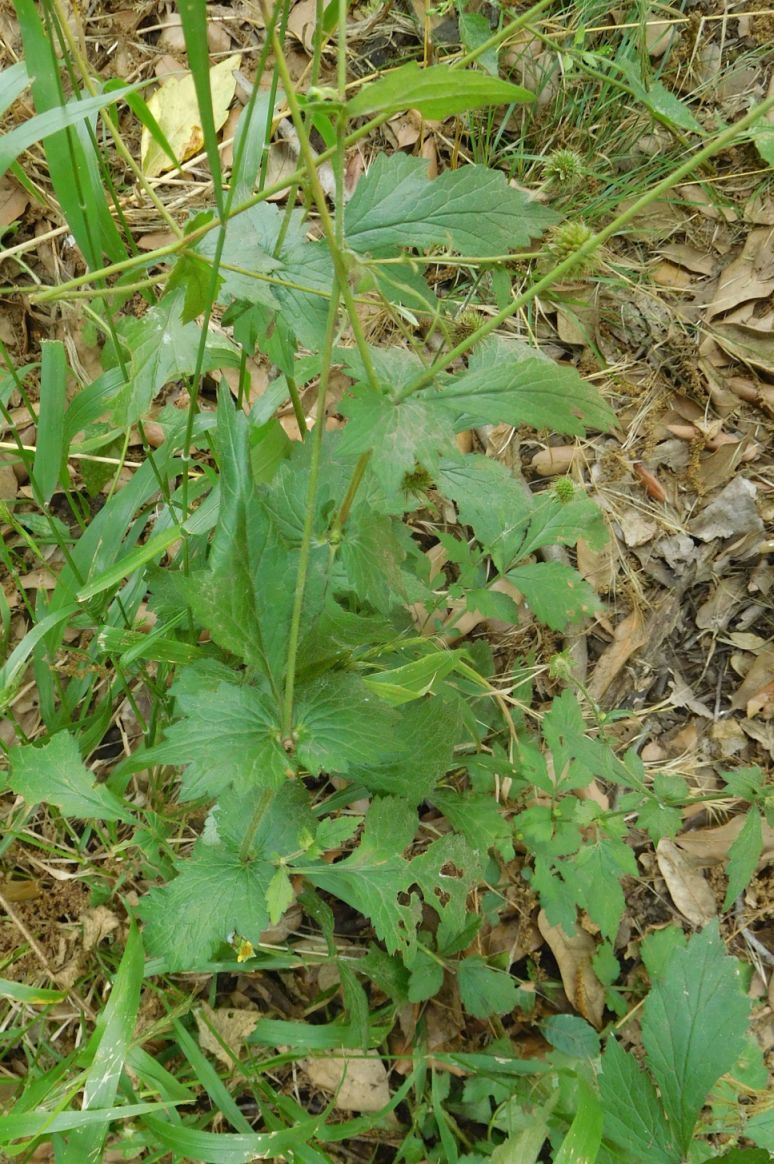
xmin=656 ymin=837 xmax=717 ymax=927
xmin=674 ymin=817 xmax=774 ymax=866
xmin=731 ymin=646 xmax=774 ymax=718
xmin=196 ymin=1003 xmax=259 ymax=1069
xmin=537 ymin=910 xmax=605 ymax=1028
xmin=0 ymin=176 xmax=28 ymax=227
xmin=303 ymin=1049 xmax=391 ymax=1112
xmin=587 ymin=609 xmax=647 ymax=702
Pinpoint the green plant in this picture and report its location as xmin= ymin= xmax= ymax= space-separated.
xmin=2 ymin=0 xmax=774 ymax=1159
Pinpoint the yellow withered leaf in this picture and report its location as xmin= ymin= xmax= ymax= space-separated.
xmin=141 ymin=53 xmax=240 ymax=178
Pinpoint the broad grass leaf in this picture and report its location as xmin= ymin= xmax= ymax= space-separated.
xmin=142 ymin=1114 xmax=318 ymax=1161
xmin=0 ymin=61 xmax=29 ymax=119
xmin=435 ymin=355 xmax=615 ymax=436
xmin=14 ymin=0 xmax=130 ymax=263
xmin=457 ymin=956 xmax=518 ymax=1018
xmin=599 ymin=1037 xmax=679 ymax=1163
xmin=58 ymin=926 xmax=143 ymax=1163
xmin=8 ymin=732 xmax=132 ymax=822
xmin=33 ymin=341 xmax=66 ymax=504
xmin=345 ymin=153 xmax=555 ymax=257
xmin=553 ymin=1078 xmax=603 ymax=1164
xmin=141 ymin=784 xmax=312 ymax=968
xmin=507 ymin=562 xmax=600 ymax=631
xmin=363 ymin=650 xmax=467 ymax=705
xmin=346 ymin=61 xmax=533 ymax=119
xmin=641 ymin=921 xmax=750 ymax=1152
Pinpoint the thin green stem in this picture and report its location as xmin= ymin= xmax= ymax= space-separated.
xmin=265 ymin=9 xmax=380 ymax=392
xmin=281 ymin=280 xmax=341 ymax=738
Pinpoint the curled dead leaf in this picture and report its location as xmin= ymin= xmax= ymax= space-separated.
xmin=655 ymin=838 xmax=717 ymax=926
xmin=537 ymin=910 xmax=605 ymax=1028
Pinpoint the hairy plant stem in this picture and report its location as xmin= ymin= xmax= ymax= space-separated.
xmin=265 ymin=7 xmax=380 ymax=393
xmin=279 ymin=0 xmax=349 ymax=736
xmin=281 ymin=281 xmax=341 ymax=738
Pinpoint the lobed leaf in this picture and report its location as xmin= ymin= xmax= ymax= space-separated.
xmin=345 ymin=153 xmax=555 ymax=257
xmin=641 ymin=921 xmax=751 ymax=1153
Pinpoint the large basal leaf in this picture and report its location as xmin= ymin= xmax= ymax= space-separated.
xmin=346 ymin=61 xmax=534 ymax=120
xmin=8 ymin=732 xmax=132 ymax=822
xmin=141 ymin=783 xmax=313 ymax=969
xmin=293 ymin=672 xmax=400 ymax=775
xmin=433 ymin=353 xmax=616 ymax=436
xmin=599 ymin=1037 xmax=679 ymax=1163
xmin=112 ymin=290 xmax=240 ymax=426
xmin=641 ymin=921 xmax=751 ymax=1153
xmin=338 ymin=386 xmax=459 ymax=507
xmin=186 ymin=393 xmax=325 ymax=685
xmin=345 ymin=153 xmax=555 ymax=257
xmin=338 ymin=509 xmax=420 ymax=613
xmin=507 ymin=561 xmax=600 ymax=631
xmin=142 ymin=669 xmax=289 ymax=801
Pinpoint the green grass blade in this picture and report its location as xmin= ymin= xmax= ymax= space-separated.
xmin=0 ymin=603 xmax=78 ymax=700
xmin=0 ymin=80 xmax=142 ymax=180
xmin=13 ymin=0 xmax=133 ymax=263
xmin=0 ymin=61 xmax=29 ymax=117
xmin=143 ymin=1114 xmax=320 ymax=1163
xmin=33 ymin=340 xmax=66 ymax=504
xmin=0 ymin=979 xmax=66 ymax=1005
xmin=56 ymin=926 xmax=144 ymax=1163
xmin=0 ymin=1103 xmax=181 ymax=1143
xmin=171 ymin=1017 xmax=254 ymax=1134
xmin=177 ymin=0 xmax=225 ymax=214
